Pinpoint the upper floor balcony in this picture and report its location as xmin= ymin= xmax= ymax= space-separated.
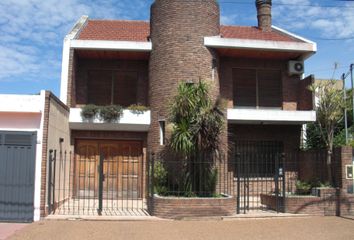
xmin=220 ymin=59 xmax=316 ymax=125
xmin=67 ymin=49 xmax=150 ymax=131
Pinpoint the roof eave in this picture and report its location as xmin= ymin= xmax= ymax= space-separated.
xmin=70 ymin=39 xmax=152 ymax=52
xmin=204 ymin=36 xmax=316 ymax=60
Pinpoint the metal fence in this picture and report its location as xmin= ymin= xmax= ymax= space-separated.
xmin=47 ymin=145 xmax=340 ymax=216
xmin=233 ymin=146 xmax=336 ymax=214
xmin=148 ymin=152 xmax=234 ymax=198
xmin=47 ymin=149 xmax=148 ymax=216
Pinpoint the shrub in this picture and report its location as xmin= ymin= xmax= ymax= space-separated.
xmin=295 ymin=180 xmax=312 ymax=195
xmin=128 ymin=104 xmax=149 ymax=114
xmin=81 ymin=104 xmax=99 ymax=119
xmin=153 ymin=161 xmax=168 ymax=196
xmin=99 ymin=105 xmax=123 ymax=122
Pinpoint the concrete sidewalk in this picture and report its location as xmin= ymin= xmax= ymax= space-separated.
xmin=7 ymin=216 xmax=354 ymax=240
xmin=0 ymin=223 xmax=28 ymax=240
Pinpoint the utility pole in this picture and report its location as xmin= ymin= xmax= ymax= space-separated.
xmin=343 ymin=73 xmax=349 ymax=145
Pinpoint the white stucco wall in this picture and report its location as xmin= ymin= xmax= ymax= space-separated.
xmin=0 ymin=91 xmax=46 ymax=221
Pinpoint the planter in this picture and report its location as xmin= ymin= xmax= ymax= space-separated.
xmin=261 ymin=187 xmax=338 ymax=215
xmin=150 ymin=194 xmax=236 ymax=219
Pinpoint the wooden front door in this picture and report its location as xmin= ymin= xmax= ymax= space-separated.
xmin=75 ymin=140 xmax=143 ymax=199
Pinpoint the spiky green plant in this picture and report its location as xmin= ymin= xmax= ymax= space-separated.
xmin=168 ymin=81 xmax=225 ymax=196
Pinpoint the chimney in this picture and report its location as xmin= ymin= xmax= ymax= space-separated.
xmin=256 ymin=0 xmax=272 ymax=32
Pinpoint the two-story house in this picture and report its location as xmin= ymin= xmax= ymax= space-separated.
xmin=52 ymin=0 xmax=316 ymax=216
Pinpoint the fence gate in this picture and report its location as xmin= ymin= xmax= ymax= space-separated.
xmin=0 ymin=131 xmax=36 ymax=222
xmin=235 ymin=141 xmax=285 ymax=214
xmin=48 ymin=140 xmax=147 ymax=216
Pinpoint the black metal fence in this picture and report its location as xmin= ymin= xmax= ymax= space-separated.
xmin=47 ymin=145 xmax=340 ymax=216
xmin=148 ymin=152 xmax=234 ymax=198
xmin=233 ymin=146 xmax=336 ymax=213
xmin=47 ymin=149 xmax=148 ymax=216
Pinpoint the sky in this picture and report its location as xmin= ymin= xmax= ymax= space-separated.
xmin=0 ymin=0 xmax=353 ymax=96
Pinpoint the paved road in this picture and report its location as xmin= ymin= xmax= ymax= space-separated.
xmin=7 ymin=217 xmax=354 ymax=240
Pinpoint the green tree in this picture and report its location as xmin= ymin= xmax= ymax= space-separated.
xmin=168 ymin=81 xmax=225 ymax=196
xmin=309 ymin=80 xmax=347 ymax=185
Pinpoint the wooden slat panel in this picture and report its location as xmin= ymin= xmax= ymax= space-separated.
xmin=258 ymin=69 xmax=282 ymax=107
xmin=113 ymin=72 xmax=138 ymax=107
xmin=75 ymin=140 xmax=142 ymax=199
xmin=87 ymin=70 xmax=112 ymax=105
xmin=233 ymin=68 xmax=257 ymax=107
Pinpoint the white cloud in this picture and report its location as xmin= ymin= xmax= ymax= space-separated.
xmin=272 ymin=0 xmax=354 ymax=39
xmin=221 ymin=14 xmax=238 ymax=25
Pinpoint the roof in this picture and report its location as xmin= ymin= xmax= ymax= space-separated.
xmin=220 ymin=25 xmax=302 ymax=42
xmin=78 ymin=20 xmax=150 ymax=42
xmin=77 ymin=20 xmax=303 ymax=43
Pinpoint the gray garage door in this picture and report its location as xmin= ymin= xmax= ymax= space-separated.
xmin=0 ymin=131 xmax=36 ymax=222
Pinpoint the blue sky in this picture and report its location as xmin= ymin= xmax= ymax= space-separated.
xmin=0 ymin=0 xmax=353 ymax=96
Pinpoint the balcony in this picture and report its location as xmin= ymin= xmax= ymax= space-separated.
xmin=227 ymin=108 xmax=316 ymax=124
xmin=69 ymin=108 xmax=150 ymax=131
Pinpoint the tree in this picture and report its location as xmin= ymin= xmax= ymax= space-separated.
xmin=309 ymin=80 xmax=347 ymax=185
xmin=168 ymin=81 xmax=225 ymax=196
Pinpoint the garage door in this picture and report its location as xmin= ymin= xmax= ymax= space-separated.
xmin=0 ymin=132 xmax=36 ymax=222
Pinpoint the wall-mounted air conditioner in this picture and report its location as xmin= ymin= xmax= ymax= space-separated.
xmin=288 ymin=60 xmax=304 ymax=75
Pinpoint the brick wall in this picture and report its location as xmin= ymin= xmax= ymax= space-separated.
xmin=150 ymin=195 xmax=236 ymax=219
xmin=261 ymin=188 xmax=338 ymax=215
xmin=298 ymin=75 xmax=314 ymax=110
xmin=40 ymin=91 xmax=71 ymax=217
xmin=149 ymin=0 xmax=222 ymax=153
xmin=220 ymin=57 xmax=305 ymax=110
xmin=74 ymin=58 xmax=149 ymax=107
xmin=67 ymin=49 xmax=76 ymax=107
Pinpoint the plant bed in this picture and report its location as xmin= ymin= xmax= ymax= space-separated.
xmin=150 ymin=194 xmax=236 ymax=219
xmin=261 ymin=188 xmax=337 ymax=215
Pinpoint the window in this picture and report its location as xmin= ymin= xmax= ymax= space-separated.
xmin=233 ymin=68 xmax=282 ymax=108
xmin=235 ymin=141 xmax=284 ymax=177
xmin=159 ymin=120 xmax=165 ymax=146
xmin=87 ymin=70 xmax=138 ymax=107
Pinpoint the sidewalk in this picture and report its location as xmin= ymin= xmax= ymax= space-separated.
xmin=0 ymin=223 xmax=28 ymax=240
xmin=7 ymin=216 xmax=354 ymax=240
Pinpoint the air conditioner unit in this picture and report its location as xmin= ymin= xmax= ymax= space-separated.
xmin=288 ymin=61 xmax=304 ymax=75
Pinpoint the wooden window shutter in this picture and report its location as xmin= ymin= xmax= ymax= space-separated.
xmin=258 ymin=69 xmax=282 ymax=107
xmin=233 ymin=68 xmax=257 ymax=107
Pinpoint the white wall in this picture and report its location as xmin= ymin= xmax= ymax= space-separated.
xmin=0 ymin=91 xmax=46 ymax=221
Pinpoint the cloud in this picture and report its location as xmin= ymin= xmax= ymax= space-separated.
xmin=221 ymin=14 xmax=238 ymax=25
xmin=272 ymin=0 xmax=354 ymax=39
xmin=0 ymin=0 xmax=151 ymax=83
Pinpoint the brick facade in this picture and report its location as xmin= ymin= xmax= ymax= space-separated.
xmin=298 ymin=74 xmax=314 ymax=110
xmin=150 ymin=195 xmax=236 ymax=219
xmin=148 ymin=0 xmax=222 ymax=153
xmin=40 ymin=91 xmax=70 ymax=217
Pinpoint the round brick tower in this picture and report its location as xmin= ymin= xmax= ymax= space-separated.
xmin=148 ymin=0 xmax=221 ymax=153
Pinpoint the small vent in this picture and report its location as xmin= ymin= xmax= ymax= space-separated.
xmin=5 ymin=134 xmax=33 ymax=146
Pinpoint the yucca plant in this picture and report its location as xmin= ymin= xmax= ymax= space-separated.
xmin=168 ymin=81 xmax=225 ymax=197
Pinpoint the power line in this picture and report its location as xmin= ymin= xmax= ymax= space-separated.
xmin=311 ymin=36 xmax=354 ymax=41
xmin=218 ymin=1 xmax=354 ymax=8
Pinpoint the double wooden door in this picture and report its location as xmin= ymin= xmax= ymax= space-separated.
xmin=75 ymin=140 xmax=142 ymax=199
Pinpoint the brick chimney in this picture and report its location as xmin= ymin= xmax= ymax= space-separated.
xmin=256 ymin=0 xmax=272 ymax=32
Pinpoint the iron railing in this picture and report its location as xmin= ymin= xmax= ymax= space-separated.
xmin=47 ymin=149 xmax=148 ymax=216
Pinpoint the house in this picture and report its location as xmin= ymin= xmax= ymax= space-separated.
xmin=44 ymin=0 xmax=318 ymax=217
xmin=0 ymin=91 xmax=70 ymax=222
